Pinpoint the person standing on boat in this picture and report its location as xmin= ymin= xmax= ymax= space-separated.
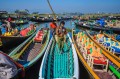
xmin=5 ymin=20 xmax=11 ymax=32
xmin=50 ymin=20 xmax=57 ymax=35
xmin=7 ymin=16 xmax=12 ymax=22
xmin=55 ymin=21 xmax=67 ymax=52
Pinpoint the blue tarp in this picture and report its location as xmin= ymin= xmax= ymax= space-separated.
xmin=97 ymin=18 xmax=105 ymax=27
xmin=0 ymin=52 xmax=18 ymax=79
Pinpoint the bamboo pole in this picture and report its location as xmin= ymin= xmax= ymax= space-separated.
xmin=47 ymin=0 xmax=57 ymax=21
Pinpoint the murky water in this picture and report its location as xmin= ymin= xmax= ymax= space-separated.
xmin=1 ymin=20 xmax=91 ymax=79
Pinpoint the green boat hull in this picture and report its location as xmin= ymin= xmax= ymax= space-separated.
xmin=39 ymin=34 xmax=79 ymax=79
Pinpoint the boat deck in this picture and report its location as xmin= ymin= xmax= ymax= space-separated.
xmin=95 ymin=71 xmax=113 ymax=79
xmin=21 ymin=43 xmax=42 ymax=61
xmin=44 ymin=39 xmax=74 ymax=78
xmin=75 ymin=32 xmax=117 ymax=79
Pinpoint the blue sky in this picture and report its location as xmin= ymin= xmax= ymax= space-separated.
xmin=0 ymin=0 xmax=120 ymax=13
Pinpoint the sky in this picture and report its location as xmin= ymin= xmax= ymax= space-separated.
xmin=0 ymin=0 xmax=120 ymax=13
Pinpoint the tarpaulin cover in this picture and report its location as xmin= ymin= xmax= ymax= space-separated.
xmin=0 ymin=53 xmax=18 ymax=79
xmin=97 ymin=18 xmax=105 ymax=27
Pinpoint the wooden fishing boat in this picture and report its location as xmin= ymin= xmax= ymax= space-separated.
xmin=75 ymin=23 xmax=120 ymax=33
xmin=0 ymin=25 xmax=36 ymax=48
xmin=87 ymin=31 xmax=120 ymax=60
xmin=39 ymin=34 xmax=79 ymax=79
xmin=72 ymin=30 xmax=120 ymax=79
xmin=30 ymin=17 xmax=71 ymax=23
xmin=11 ymin=20 xmax=28 ymax=26
xmin=8 ymin=27 xmax=50 ymax=78
xmin=30 ymin=18 xmax=55 ymax=23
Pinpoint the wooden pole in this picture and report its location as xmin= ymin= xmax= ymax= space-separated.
xmin=47 ymin=0 xmax=57 ymax=21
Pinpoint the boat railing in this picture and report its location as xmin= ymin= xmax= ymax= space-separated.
xmin=68 ymin=33 xmax=79 ymax=78
xmin=39 ymin=37 xmax=53 ymax=78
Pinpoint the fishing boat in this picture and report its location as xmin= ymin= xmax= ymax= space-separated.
xmin=30 ymin=17 xmax=55 ymax=23
xmin=39 ymin=34 xmax=79 ymax=79
xmin=87 ymin=31 xmax=120 ymax=60
xmin=11 ymin=20 xmax=28 ymax=26
xmin=72 ymin=30 xmax=120 ymax=79
xmin=8 ymin=27 xmax=50 ymax=78
xmin=75 ymin=22 xmax=120 ymax=34
xmin=30 ymin=17 xmax=71 ymax=23
xmin=0 ymin=24 xmax=36 ymax=48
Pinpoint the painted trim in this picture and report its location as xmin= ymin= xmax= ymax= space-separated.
xmin=39 ymin=37 xmax=53 ymax=78
xmin=68 ymin=34 xmax=79 ymax=79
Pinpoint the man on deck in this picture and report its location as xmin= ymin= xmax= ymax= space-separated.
xmin=55 ymin=21 xmax=67 ymax=53
xmin=8 ymin=16 xmax=12 ymax=22
xmin=4 ymin=20 xmax=11 ymax=32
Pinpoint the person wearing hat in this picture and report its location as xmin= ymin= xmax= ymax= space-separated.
xmin=55 ymin=21 xmax=67 ymax=52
